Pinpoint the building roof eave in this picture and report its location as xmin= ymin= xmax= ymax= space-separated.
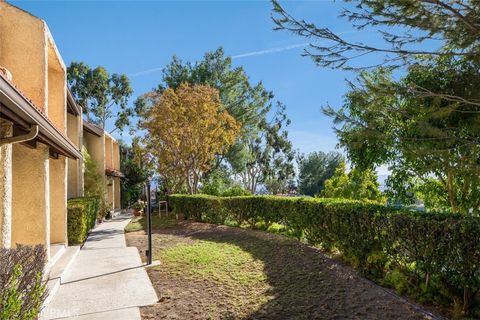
xmin=67 ymin=89 xmax=81 ymax=116
xmin=0 ymin=75 xmax=82 ymax=160
xmin=83 ymin=121 xmax=104 ymax=137
xmin=105 ymin=167 xmax=125 ymax=178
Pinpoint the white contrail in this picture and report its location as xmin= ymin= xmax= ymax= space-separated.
xmin=231 ymin=30 xmax=359 ymax=59
xmin=231 ymin=42 xmax=311 ymax=59
xmin=129 ymin=67 xmax=163 ymax=78
xmin=128 ymin=43 xmax=310 ymax=78
xmin=129 ymin=30 xmax=358 ymax=78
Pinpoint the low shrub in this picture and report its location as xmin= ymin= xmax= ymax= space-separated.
xmin=67 ymin=196 xmax=99 ymax=245
xmin=0 ymin=245 xmax=47 ymax=320
xmin=220 ymin=185 xmax=251 ymax=197
xmin=169 ymin=194 xmax=480 ymax=316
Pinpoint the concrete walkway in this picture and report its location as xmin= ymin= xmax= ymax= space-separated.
xmin=40 ymin=213 xmax=158 ymax=320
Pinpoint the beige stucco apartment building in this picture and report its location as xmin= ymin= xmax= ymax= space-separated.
xmin=83 ymin=121 xmax=123 ymax=213
xmin=0 ymin=1 xmax=83 ymax=260
xmin=67 ymin=91 xmax=84 ymax=199
xmin=0 ymin=1 xmax=121 ymax=261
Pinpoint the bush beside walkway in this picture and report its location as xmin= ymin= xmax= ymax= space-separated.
xmin=67 ymin=197 xmax=99 ymax=245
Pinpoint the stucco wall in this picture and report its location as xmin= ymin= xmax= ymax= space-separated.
xmin=107 ymin=177 xmax=114 ymax=211
xmin=1 ymin=2 xmax=68 ymax=259
xmin=114 ymin=177 xmax=121 ymax=210
xmin=47 ymin=39 xmax=66 ymax=133
xmin=47 ymin=68 xmax=66 ymax=132
xmin=50 ymin=156 xmax=67 ymax=244
xmin=67 ymin=113 xmax=78 ymax=146
xmin=67 ymin=158 xmax=78 ymax=199
xmin=0 ymin=120 xmax=13 ymax=248
xmin=84 ymin=131 xmax=105 ymax=179
xmin=105 ymin=135 xmax=113 ymax=169
xmin=67 ymin=113 xmax=80 ymax=198
xmin=11 ymin=143 xmax=49 ymax=252
xmin=113 ymin=141 xmax=120 ymax=170
xmin=0 ymin=3 xmax=47 ymax=111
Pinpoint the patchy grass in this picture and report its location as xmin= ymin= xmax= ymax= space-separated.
xmin=125 ymin=217 xmax=434 ymax=320
xmin=124 ymin=216 xmax=144 ymax=233
xmin=160 ymin=241 xmax=267 ymax=286
xmin=125 ymin=215 xmax=178 ymax=233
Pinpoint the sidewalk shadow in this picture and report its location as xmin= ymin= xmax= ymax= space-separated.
xmin=61 ymin=264 xmax=146 ymax=285
xmin=86 ymin=229 xmax=124 ymax=243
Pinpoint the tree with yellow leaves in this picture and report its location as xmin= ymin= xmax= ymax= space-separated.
xmin=139 ymin=83 xmax=240 ymax=194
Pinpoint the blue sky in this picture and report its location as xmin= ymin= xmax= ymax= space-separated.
xmin=11 ymin=0 xmax=389 ymax=174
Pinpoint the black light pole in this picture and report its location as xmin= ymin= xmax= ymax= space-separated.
xmin=145 ymin=178 xmax=152 ymax=265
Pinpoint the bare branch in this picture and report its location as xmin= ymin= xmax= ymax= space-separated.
xmin=422 ymin=0 xmax=480 ymax=32
xmin=409 ymin=83 xmax=480 ymax=109
xmin=271 ymin=0 xmax=480 ymax=70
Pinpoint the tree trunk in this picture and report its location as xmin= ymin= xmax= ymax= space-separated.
xmin=463 ymin=286 xmax=471 ymax=314
xmin=186 ymin=169 xmax=194 ymax=194
xmin=447 ymin=170 xmax=458 ymax=214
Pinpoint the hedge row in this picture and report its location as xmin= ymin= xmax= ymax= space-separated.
xmin=169 ymin=194 xmax=480 ymax=315
xmin=67 ymin=197 xmax=99 ymax=245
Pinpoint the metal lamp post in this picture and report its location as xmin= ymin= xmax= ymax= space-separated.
xmin=145 ymin=177 xmax=152 ymax=265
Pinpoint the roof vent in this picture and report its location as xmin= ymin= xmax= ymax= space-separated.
xmin=0 ymin=66 xmax=13 ymax=81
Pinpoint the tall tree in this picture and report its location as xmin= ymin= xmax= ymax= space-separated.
xmin=135 ymin=48 xmax=273 ymax=171
xmin=139 ymin=83 xmax=240 ymax=194
xmin=272 ymin=0 xmax=480 ymax=110
xmin=298 ymin=151 xmax=344 ymax=196
xmin=67 ymin=62 xmax=133 ymax=133
xmin=272 ymin=0 xmax=480 ymax=215
xmin=238 ymin=102 xmax=295 ymax=194
xmin=322 ymin=162 xmax=383 ymax=201
xmin=386 ymin=176 xmax=450 ymax=212
xmin=82 ymin=147 xmax=109 ymax=218
xmin=119 ymin=138 xmax=153 ymax=207
xmin=324 ymin=57 xmax=480 ymax=216
xmin=159 ymin=48 xmax=271 ymax=140
xmin=200 ymin=165 xmax=235 ymax=196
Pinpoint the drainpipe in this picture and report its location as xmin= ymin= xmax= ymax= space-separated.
xmin=0 ymin=125 xmax=39 ymax=147
xmin=0 ymin=65 xmax=38 ymax=147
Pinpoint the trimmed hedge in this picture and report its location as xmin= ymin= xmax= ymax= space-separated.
xmin=67 ymin=197 xmax=99 ymax=245
xmin=170 ymin=194 xmax=480 ymax=315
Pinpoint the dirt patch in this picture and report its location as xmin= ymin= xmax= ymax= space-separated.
xmin=126 ymin=219 xmax=438 ymax=320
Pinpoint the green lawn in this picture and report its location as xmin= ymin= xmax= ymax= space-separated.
xmin=160 ymin=241 xmax=267 ymax=285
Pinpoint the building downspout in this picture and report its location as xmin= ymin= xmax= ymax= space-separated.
xmin=0 ymin=125 xmax=39 ymax=147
